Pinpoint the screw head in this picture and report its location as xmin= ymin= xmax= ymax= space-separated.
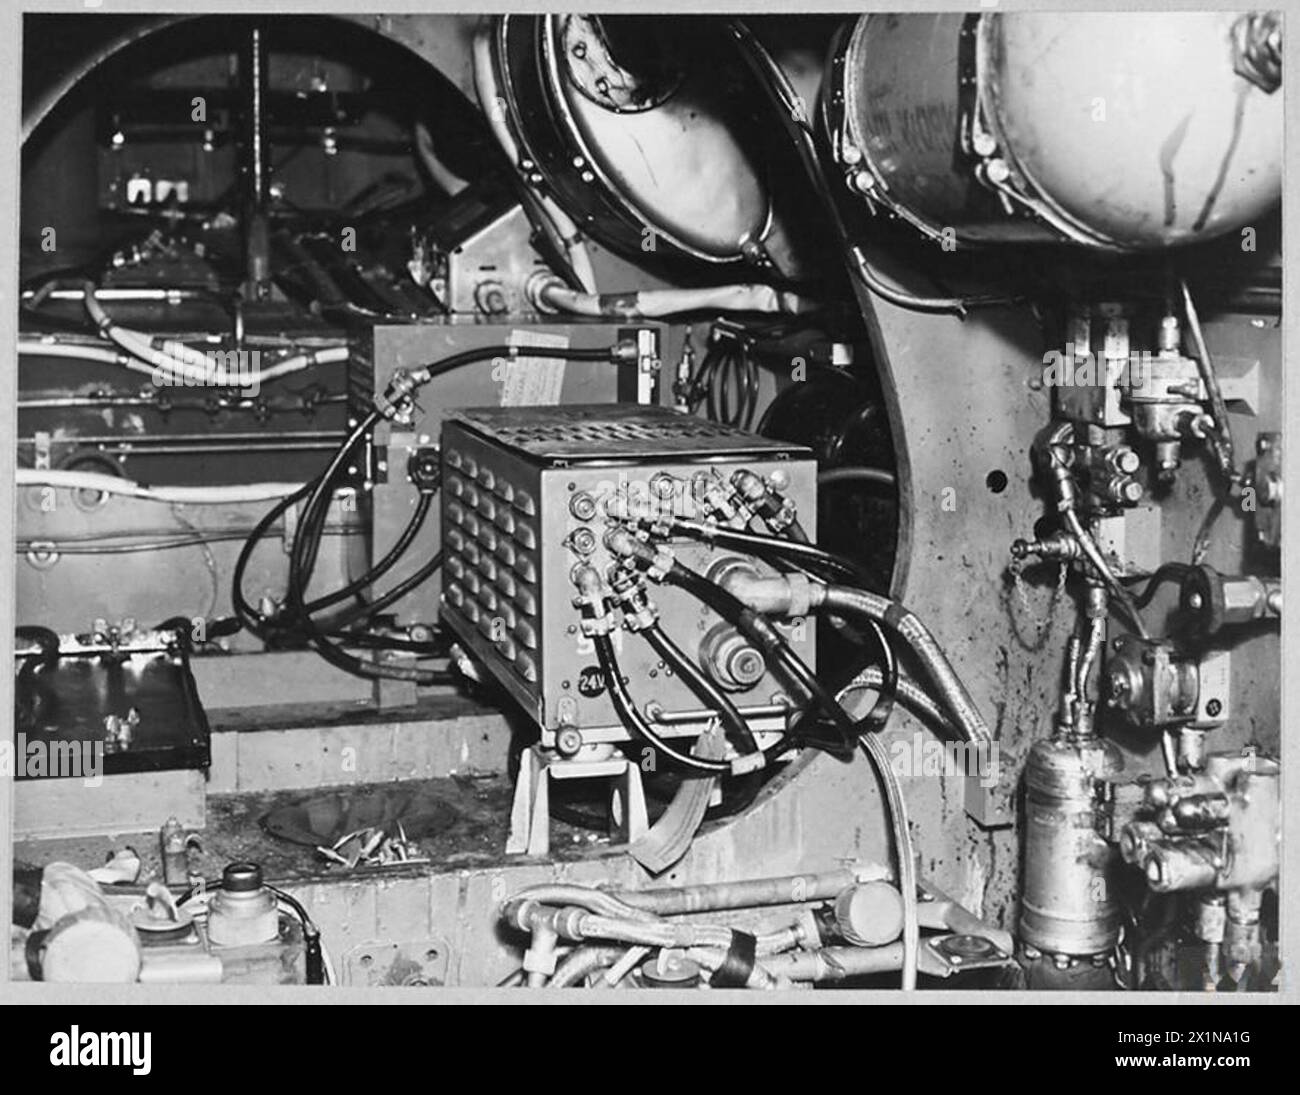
xmin=556 ymin=726 xmax=584 ymax=757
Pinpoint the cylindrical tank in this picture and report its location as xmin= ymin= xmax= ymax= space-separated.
xmin=827 ymin=12 xmax=1282 ymax=250
xmin=1020 ymin=737 xmax=1123 ymax=957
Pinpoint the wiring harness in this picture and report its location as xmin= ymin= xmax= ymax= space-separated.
xmin=231 ymin=339 xmax=639 ymax=683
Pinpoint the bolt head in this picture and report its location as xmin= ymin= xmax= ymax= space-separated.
xmin=851 ymin=169 xmax=875 ymax=193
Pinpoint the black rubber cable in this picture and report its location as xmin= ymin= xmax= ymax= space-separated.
xmin=1126 ymin=562 xmax=1195 ymax=609
xmin=304 ymin=491 xmax=432 ymax=618
xmin=665 ymin=519 xmax=873 ymax=588
xmin=335 ymin=552 xmax=443 ymax=626
xmin=641 ymin=623 xmax=759 ymax=755
xmin=593 ymin=634 xmax=731 ymax=775
xmin=264 ymin=491 xmax=434 ymax=637
xmin=290 ymin=342 xmax=614 ymax=609
xmin=232 ymin=482 xmax=313 ymax=639
xmin=665 ymin=561 xmax=859 ymax=746
xmin=237 ymin=342 xmax=620 ymax=678
xmin=640 ymin=518 xmax=898 ymax=732
xmin=288 ymin=411 xmax=379 ymax=611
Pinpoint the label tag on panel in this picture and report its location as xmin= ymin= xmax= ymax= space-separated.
xmin=501 ymin=331 xmax=568 ymax=406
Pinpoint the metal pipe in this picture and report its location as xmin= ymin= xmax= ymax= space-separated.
xmin=643 ymin=703 xmax=787 ymax=725
xmin=530 ymin=273 xmax=816 ymax=319
xmin=20 ymin=431 xmax=345 ymax=445
xmin=241 ymin=22 xmax=272 ymax=298
xmin=916 ymin=881 xmax=1015 ymax=957
xmin=1062 ymin=509 xmax=1150 ymax=640
xmin=608 ymin=867 xmax=873 ymax=917
xmin=759 ymin=943 xmax=905 ymax=982
xmin=27 ymin=442 xmax=347 ymax=457
xmin=18 ymin=395 xmax=347 ymax=411
xmin=1180 ymin=278 xmax=1238 ymax=486
xmin=22 ymin=287 xmax=215 ymax=304
xmin=1072 ymin=610 xmax=1106 ymax=738
xmin=817 ymin=466 xmax=897 ymax=489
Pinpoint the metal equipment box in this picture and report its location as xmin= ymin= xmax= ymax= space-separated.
xmin=439 ymin=404 xmax=817 ymax=746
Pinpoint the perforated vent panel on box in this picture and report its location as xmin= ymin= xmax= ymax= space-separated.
xmin=440 ymin=405 xmax=817 ymax=741
xmin=441 ymin=440 xmax=543 ymax=692
xmin=445 ymin=404 xmax=799 ymax=461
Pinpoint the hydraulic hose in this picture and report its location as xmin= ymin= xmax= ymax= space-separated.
xmin=18 ymin=469 xmax=304 ymax=505
xmin=857 ymin=730 xmax=918 ymax=991
xmin=818 ymin=585 xmax=992 ymax=748
xmin=841 ymin=666 xmax=953 ymax=735
xmin=662 ymin=559 xmax=859 ymax=746
xmin=530 ymin=274 xmax=817 ymax=319
xmin=849 ymin=246 xmax=1020 ymax=317
xmin=548 ymin=945 xmax=627 ymax=988
xmin=503 ymin=885 xmax=660 ymax=924
xmin=83 ymin=283 xmax=350 ymax=385
xmin=682 ymin=515 xmax=900 ymax=733
xmin=630 ymin=521 xmax=899 ymax=733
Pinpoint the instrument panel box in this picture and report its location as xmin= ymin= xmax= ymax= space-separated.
xmin=439 ymin=404 xmax=817 ymax=745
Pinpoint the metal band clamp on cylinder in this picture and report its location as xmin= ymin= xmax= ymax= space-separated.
xmin=831 ymin=11 xmax=1282 ymax=250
